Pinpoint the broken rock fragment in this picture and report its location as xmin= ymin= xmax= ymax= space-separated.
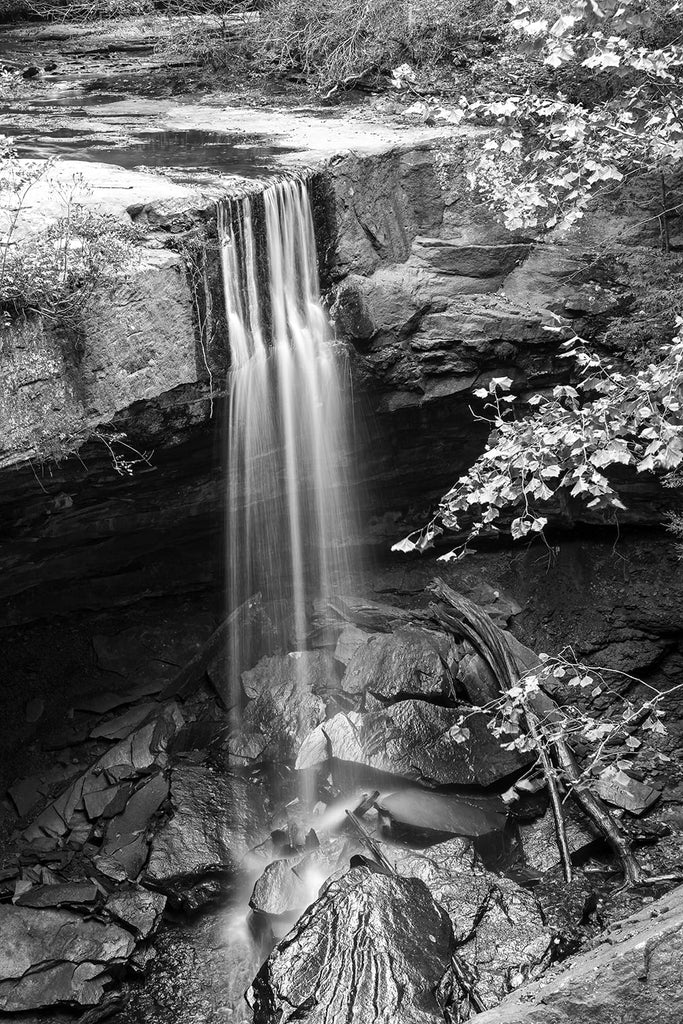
xmin=594 ymin=765 xmax=660 ymax=815
xmin=296 ymin=701 xmax=530 ymax=786
xmin=518 ymin=804 xmax=598 ymax=874
xmin=392 ymin=841 xmax=552 ymax=1006
xmin=105 ymin=886 xmax=166 ymax=938
xmin=145 ymin=764 xmax=270 ymax=909
xmin=340 ymin=626 xmax=457 ymax=701
xmin=248 ymin=865 xmax=457 ymax=1023
xmin=0 ymin=905 xmax=134 ymax=1012
xmin=230 ymin=653 xmax=328 ymax=765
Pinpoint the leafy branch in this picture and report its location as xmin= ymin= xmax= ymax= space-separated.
xmin=394 ymin=319 xmax=683 ymax=558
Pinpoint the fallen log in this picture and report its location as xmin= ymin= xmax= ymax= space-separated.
xmin=428 ymin=578 xmax=643 ymax=885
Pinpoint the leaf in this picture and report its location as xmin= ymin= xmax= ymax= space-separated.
xmin=511 ymin=516 xmax=531 ymax=540
xmin=391 ymin=537 xmax=417 ymax=554
xmin=490 ymin=376 xmax=514 ymax=392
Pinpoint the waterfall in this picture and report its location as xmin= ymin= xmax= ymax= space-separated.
xmin=220 ymin=176 xmax=354 ymax=698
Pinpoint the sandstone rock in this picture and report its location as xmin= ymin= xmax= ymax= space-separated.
xmin=340 ymin=625 xmax=457 ymax=701
xmin=24 ymin=703 xmax=183 ymax=846
xmin=145 ymin=765 xmax=270 ymax=909
xmin=334 ymin=625 xmax=373 ymax=666
xmin=105 ymin=886 xmax=167 ymax=938
xmin=594 ymin=765 xmax=660 ymax=815
xmin=517 ymin=804 xmax=598 ymax=874
xmin=95 ymin=772 xmax=170 ymax=881
xmin=296 ymin=701 xmax=530 ymax=787
xmin=471 ymin=883 xmax=683 ymax=1024
xmin=122 ymin=905 xmax=270 ymax=1024
xmin=412 ymin=237 xmax=532 ymax=278
xmin=241 ymin=652 xmax=336 ymax=701
xmin=391 ymin=840 xmax=552 ymax=1006
xmin=249 ymin=836 xmax=361 ymax=918
xmin=250 ymin=859 xmax=310 ymax=917
xmin=230 ymin=653 xmax=331 ymax=765
xmin=248 ymin=865 xmax=457 ymax=1023
xmin=0 ymin=905 xmax=134 ymax=1011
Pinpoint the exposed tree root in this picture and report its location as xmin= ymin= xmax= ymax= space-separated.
xmin=427 ymin=577 xmax=644 ymax=886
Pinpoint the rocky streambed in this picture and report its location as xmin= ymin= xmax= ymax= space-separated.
xmin=2 ymin=580 xmax=683 ymax=1023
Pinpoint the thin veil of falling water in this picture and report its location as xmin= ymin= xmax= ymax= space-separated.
xmin=220 ymin=176 xmax=356 ymax=710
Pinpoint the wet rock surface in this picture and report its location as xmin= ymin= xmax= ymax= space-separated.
xmin=340 ymin=626 xmax=457 ymax=701
xmin=230 ymin=653 xmax=331 ymax=765
xmin=248 ymin=865 xmax=458 ymax=1024
xmin=472 ymin=884 xmax=683 ymax=1024
xmin=296 ymin=700 xmax=530 ymax=786
xmin=390 ymin=840 xmax=552 ymax=1006
xmin=0 ymin=905 xmax=134 ymax=1011
xmin=145 ymin=765 xmax=270 ymax=909
xmin=2 ymin=577 xmax=682 ymax=1023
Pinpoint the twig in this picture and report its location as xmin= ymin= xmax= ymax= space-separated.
xmin=344 ymin=810 xmax=394 ymax=872
xmin=428 ymin=578 xmax=644 ymax=885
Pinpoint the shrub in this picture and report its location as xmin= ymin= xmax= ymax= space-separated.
xmin=245 ymin=0 xmax=504 ymax=89
xmin=0 ymin=143 xmax=140 ymax=335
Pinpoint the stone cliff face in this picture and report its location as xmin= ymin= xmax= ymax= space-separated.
xmin=0 ymin=138 xmax=681 ymax=624
xmin=319 ymin=140 xmax=683 ymax=532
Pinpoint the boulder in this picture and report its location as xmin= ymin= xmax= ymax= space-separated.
xmin=392 ymin=841 xmax=552 ymax=1006
xmin=471 ymin=883 xmax=683 ymax=1024
xmin=0 ymin=905 xmax=134 ymax=1012
xmin=249 ymin=836 xmax=362 ymax=918
xmin=145 ymin=765 xmax=270 ymax=909
xmin=296 ymin=701 xmax=530 ymax=787
xmin=340 ymin=626 xmax=457 ymax=701
xmin=105 ymin=886 xmax=167 ymax=939
xmin=248 ymin=865 xmax=458 ymax=1023
xmin=230 ymin=653 xmax=330 ymax=765
xmin=241 ymin=652 xmax=337 ymax=701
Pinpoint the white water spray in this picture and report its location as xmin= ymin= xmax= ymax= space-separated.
xmin=220 ymin=176 xmax=355 ymax=702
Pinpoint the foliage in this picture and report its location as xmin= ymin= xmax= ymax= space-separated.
xmin=0 ymin=140 xmax=140 ymax=335
xmin=462 ymin=0 xmax=683 ymax=233
xmin=157 ymin=0 xmax=259 ymax=70
xmin=20 ymin=0 xmax=156 ymax=19
xmin=245 ymin=0 xmax=498 ymax=90
xmin=395 ymin=319 xmax=683 ymax=558
xmin=452 ymin=650 xmax=679 ymax=799
xmin=391 ymin=0 xmax=683 ymax=556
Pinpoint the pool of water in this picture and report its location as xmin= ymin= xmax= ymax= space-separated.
xmin=3 ymin=127 xmax=296 ymax=175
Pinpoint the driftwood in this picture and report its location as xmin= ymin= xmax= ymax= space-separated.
xmin=428 ymin=578 xmax=643 ymax=885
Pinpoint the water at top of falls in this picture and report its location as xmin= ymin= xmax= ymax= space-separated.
xmin=220 ymin=175 xmax=357 ymax=702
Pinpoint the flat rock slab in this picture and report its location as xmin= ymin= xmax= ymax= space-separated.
xmin=145 ymin=764 xmax=270 ymax=909
xmin=378 ymin=787 xmax=507 ymax=838
xmin=471 ymin=883 xmax=683 ymax=1024
xmin=105 ymin=886 xmax=166 ymax=938
xmin=296 ymin=701 xmax=530 ymax=787
xmin=340 ymin=626 xmax=457 ymax=701
xmin=0 ymin=905 xmax=134 ymax=1012
xmin=248 ymin=865 xmax=457 ymax=1023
